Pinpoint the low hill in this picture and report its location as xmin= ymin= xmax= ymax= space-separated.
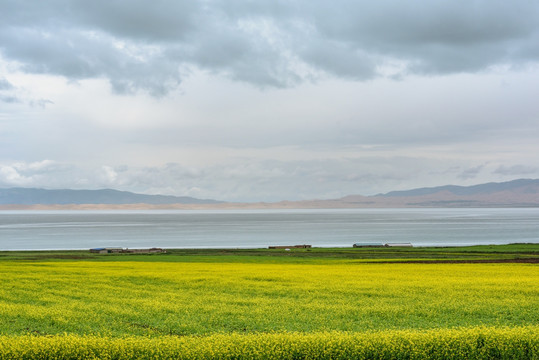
xmin=379 ymin=178 xmax=539 ymax=197
xmin=0 ymin=188 xmax=221 ymax=205
xmin=1 ymin=179 xmax=538 ymax=209
xmin=336 ymin=179 xmax=539 ymax=208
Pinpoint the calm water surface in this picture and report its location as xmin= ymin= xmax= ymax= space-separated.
xmin=0 ymin=208 xmax=538 ymax=250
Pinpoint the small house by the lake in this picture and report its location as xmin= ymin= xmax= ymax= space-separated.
xmin=384 ymin=243 xmax=413 ymax=247
xmin=90 ymin=247 xmax=123 ymax=254
xmin=90 ymin=247 xmax=166 ymax=254
xmin=269 ymin=244 xmax=312 ymax=249
xmin=353 ymin=243 xmax=384 ymax=248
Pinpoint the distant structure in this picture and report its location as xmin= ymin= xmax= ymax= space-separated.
xmin=90 ymin=247 xmax=123 ymax=254
xmin=90 ymin=247 xmax=166 ymax=254
xmin=384 ymin=243 xmax=413 ymax=247
xmin=353 ymin=243 xmax=384 ymax=248
xmin=268 ymin=244 xmax=312 ymax=249
xmin=353 ymin=243 xmax=413 ymax=248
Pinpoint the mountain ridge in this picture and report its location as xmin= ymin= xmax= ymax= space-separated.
xmin=377 ymin=178 xmax=539 ymax=197
xmin=335 ymin=178 xmax=539 ymax=208
xmin=1 ymin=179 xmax=539 ymax=208
xmin=0 ymin=188 xmax=221 ymax=205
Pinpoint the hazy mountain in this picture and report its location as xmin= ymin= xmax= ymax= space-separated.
xmin=378 ymin=179 xmax=539 ymax=197
xmin=337 ymin=178 xmax=539 ymax=207
xmin=1 ymin=179 xmax=538 ymax=209
xmin=0 ymin=188 xmax=221 ymax=205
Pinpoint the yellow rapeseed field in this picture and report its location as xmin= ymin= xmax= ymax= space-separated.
xmin=0 ymin=259 xmax=537 ymax=358
xmin=1 ymin=261 xmax=538 ymax=335
xmin=0 ymin=327 xmax=538 ymax=359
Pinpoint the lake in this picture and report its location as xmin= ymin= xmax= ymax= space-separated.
xmin=1 ymin=208 xmax=538 ymax=250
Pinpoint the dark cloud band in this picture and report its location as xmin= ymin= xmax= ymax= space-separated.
xmin=1 ymin=0 xmax=538 ymax=96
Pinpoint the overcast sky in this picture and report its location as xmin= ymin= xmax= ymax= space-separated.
xmin=1 ymin=0 xmax=539 ymax=202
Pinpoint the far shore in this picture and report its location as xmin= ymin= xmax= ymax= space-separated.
xmin=2 ymin=200 xmax=539 ymax=211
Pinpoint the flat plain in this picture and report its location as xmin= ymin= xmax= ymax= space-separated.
xmin=0 ymin=244 xmax=538 ymax=359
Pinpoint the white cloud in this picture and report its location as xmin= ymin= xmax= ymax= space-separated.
xmin=0 ymin=160 xmax=66 ymax=186
xmin=2 ymin=151 xmax=537 ymax=202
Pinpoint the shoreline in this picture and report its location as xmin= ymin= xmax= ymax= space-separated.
xmin=1 ymin=243 xmax=538 ymax=264
xmin=2 ymin=241 xmax=539 ymax=252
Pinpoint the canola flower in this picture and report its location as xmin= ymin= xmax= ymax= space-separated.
xmin=1 ymin=261 xmax=537 ymax=336
xmin=0 ymin=259 xmax=537 ymax=358
xmin=0 ymin=327 xmax=537 ymax=359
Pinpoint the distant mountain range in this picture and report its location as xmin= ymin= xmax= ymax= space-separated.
xmin=1 ymin=179 xmax=539 ymax=209
xmin=379 ymin=178 xmax=539 ymax=197
xmin=266 ymin=178 xmax=539 ymax=208
xmin=334 ymin=178 xmax=539 ymax=208
xmin=0 ymin=188 xmax=221 ymax=205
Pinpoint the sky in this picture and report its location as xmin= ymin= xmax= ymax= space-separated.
xmin=1 ymin=0 xmax=539 ymax=202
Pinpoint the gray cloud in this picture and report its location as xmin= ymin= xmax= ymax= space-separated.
xmin=0 ymin=94 xmax=19 ymax=103
xmin=29 ymin=99 xmax=54 ymax=108
xmin=0 ymin=76 xmax=54 ymax=105
xmin=458 ymin=165 xmax=485 ymax=180
xmin=0 ymin=77 xmax=19 ymax=103
xmin=0 ymin=77 xmax=14 ymax=90
xmin=0 ymin=27 xmax=182 ymax=96
xmin=494 ymin=165 xmax=539 ymax=176
xmin=1 ymin=1 xmax=538 ymax=96
xmin=309 ymin=1 xmax=539 ymax=73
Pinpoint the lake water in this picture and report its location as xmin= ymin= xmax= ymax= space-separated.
xmin=0 ymin=208 xmax=538 ymax=250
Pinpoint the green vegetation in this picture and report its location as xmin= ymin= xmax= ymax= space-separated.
xmin=0 ymin=244 xmax=537 ymax=359
xmin=1 ymin=243 xmax=538 ymax=262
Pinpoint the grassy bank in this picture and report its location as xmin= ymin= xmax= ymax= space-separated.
xmin=1 ymin=243 xmax=538 ymax=262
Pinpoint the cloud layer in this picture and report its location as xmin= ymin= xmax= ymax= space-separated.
xmin=2 ymin=155 xmax=539 ymax=202
xmin=1 ymin=1 xmax=539 ymax=201
xmin=1 ymin=0 xmax=538 ymax=96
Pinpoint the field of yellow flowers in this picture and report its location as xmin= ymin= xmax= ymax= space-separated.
xmin=1 ymin=327 xmax=538 ymax=359
xmin=0 ymin=254 xmax=537 ymax=358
